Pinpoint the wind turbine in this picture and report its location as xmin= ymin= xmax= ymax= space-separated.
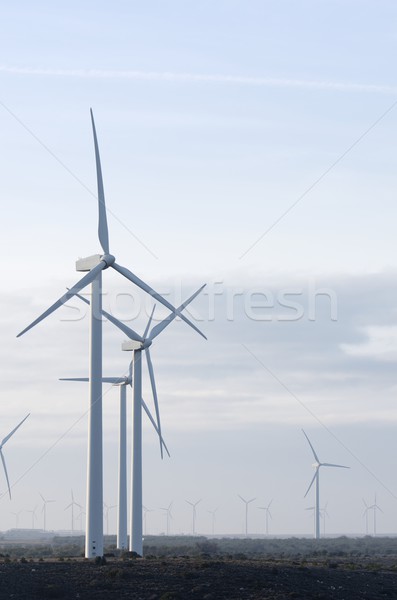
xmin=64 ymin=490 xmax=82 ymax=533
xmin=11 ymin=510 xmax=22 ymax=528
xmin=27 ymin=505 xmax=38 ymax=529
xmin=363 ymin=498 xmax=370 ymax=535
xmin=258 ymin=499 xmax=273 ymax=536
xmin=160 ymin=502 xmax=173 ymax=535
xmin=60 ymin=365 xmax=170 ymax=551
xmin=73 ymin=285 xmax=205 ymax=555
xmin=207 ymin=507 xmax=219 ymax=535
xmin=39 ymin=493 xmax=55 ymax=531
xmin=103 ymin=502 xmax=116 ymax=536
xmin=17 ymin=110 xmax=205 ymax=558
xmin=143 ymin=505 xmax=154 ymax=536
xmin=302 ymin=429 xmax=349 ymax=540
xmin=238 ymin=495 xmax=256 ymax=537
xmin=0 ymin=414 xmax=30 ymax=499
xmin=369 ymin=494 xmax=383 ymax=536
xmin=186 ymin=499 xmax=201 ymax=535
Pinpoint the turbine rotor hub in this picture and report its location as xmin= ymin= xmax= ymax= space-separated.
xmin=101 ymin=253 xmax=116 ymax=267
xmin=142 ymin=339 xmax=152 ymax=349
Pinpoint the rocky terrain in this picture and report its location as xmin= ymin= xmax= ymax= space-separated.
xmin=1 ymin=555 xmax=397 ymax=599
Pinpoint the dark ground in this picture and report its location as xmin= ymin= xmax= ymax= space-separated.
xmin=1 ymin=556 xmax=397 ymax=600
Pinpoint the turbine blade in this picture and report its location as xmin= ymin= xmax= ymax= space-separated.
xmin=302 ymin=429 xmax=320 ymax=463
xmin=60 ymin=376 xmax=128 ymax=384
xmin=304 ymin=470 xmax=318 ymax=498
xmin=149 ymin=284 xmax=206 ymax=341
xmin=0 ymin=450 xmax=11 ymax=499
xmin=1 ymin=414 xmax=30 ymax=446
xmin=145 ymin=347 xmax=163 ymax=459
xmin=90 ymin=109 xmax=109 ymax=255
xmin=73 ymin=290 xmax=143 ymax=342
xmin=321 ymin=463 xmax=350 ymax=469
xmin=237 ymin=495 xmax=247 ymax=503
xmin=112 ymin=262 xmax=207 ymax=339
xmin=143 ymin=305 xmax=156 ymax=340
xmin=17 ymin=262 xmax=106 ymax=337
xmin=248 ymin=498 xmax=256 ymax=504
xmin=141 ymin=397 xmax=170 ymax=457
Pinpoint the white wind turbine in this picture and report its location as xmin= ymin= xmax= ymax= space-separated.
xmin=363 ymin=498 xmax=370 ymax=535
xmin=17 ymin=110 xmax=204 ymax=558
xmin=11 ymin=510 xmax=22 ymax=528
xmin=143 ymin=505 xmax=154 ymax=536
xmin=60 ymin=363 xmax=170 ymax=551
xmin=64 ymin=490 xmax=82 ymax=533
xmin=39 ymin=493 xmax=55 ymax=531
xmin=103 ymin=502 xmax=116 ymax=536
xmin=302 ymin=429 xmax=349 ymax=540
xmin=160 ymin=502 xmax=173 ymax=536
xmin=27 ymin=505 xmax=38 ymax=529
xmin=0 ymin=414 xmax=30 ymax=499
xmin=207 ymin=507 xmax=219 ymax=535
xmin=258 ymin=499 xmax=273 ymax=536
xmin=238 ymin=495 xmax=256 ymax=537
xmin=369 ymin=494 xmax=383 ymax=536
xmin=186 ymin=499 xmax=202 ymax=535
xmin=73 ymin=285 xmax=205 ymax=555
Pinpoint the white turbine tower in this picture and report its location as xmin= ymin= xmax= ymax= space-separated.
xmin=11 ymin=510 xmax=23 ymax=529
xmin=64 ymin=490 xmax=82 ymax=533
xmin=27 ymin=505 xmax=38 ymax=529
xmin=302 ymin=429 xmax=349 ymax=540
xmin=143 ymin=505 xmax=154 ymax=536
xmin=103 ymin=502 xmax=116 ymax=536
xmin=160 ymin=502 xmax=173 ymax=536
xmin=60 ymin=366 xmax=170 ymax=551
xmin=207 ymin=507 xmax=219 ymax=535
xmin=17 ymin=110 xmax=204 ymax=558
xmin=238 ymin=495 xmax=256 ymax=537
xmin=72 ymin=286 xmax=205 ymax=555
xmin=0 ymin=414 xmax=30 ymax=499
xmin=39 ymin=493 xmax=55 ymax=531
xmin=258 ymin=499 xmax=273 ymax=536
xmin=186 ymin=499 xmax=202 ymax=535
xmin=363 ymin=498 xmax=370 ymax=535
xmin=369 ymin=494 xmax=383 ymax=536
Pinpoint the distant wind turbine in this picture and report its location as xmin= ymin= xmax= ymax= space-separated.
xmin=0 ymin=414 xmax=30 ymax=499
xmin=362 ymin=498 xmax=370 ymax=535
xmin=103 ymin=502 xmax=116 ymax=536
xmin=160 ymin=502 xmax=173 ymax=535
xmin=39 ymin=493 xmax=55 ymax=531
xmin=17 ymin=110 xmax=204 ymax=558
xmin=258 ymin=499 xmax=273 ymax=535
xmin=64 ymin=490 xmax=82 ymax=533
xmin=27 ymin=505 xmax=38 ymax=529
xmin=143 ymin=505 xmax=154 ymax=536
xmin=11 ymin=510 xmax=22 ymax=529
xmin=207 ymin=507 xmax=219 ymax=535
xmin=238 ymin=495 xmax=256 ymax=537
xmin=369 ymin=494 xmax=383 ymax=536
xmin=186 ymin=499 xmax=202 ymax=535
xmin=302 ymin=430 xmax=349 ymax=540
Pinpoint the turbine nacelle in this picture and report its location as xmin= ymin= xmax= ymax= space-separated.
xmin=122 ymin=340 xmax=144 ymax=352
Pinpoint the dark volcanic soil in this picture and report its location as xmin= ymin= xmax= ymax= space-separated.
xmin=1 ymin=557 xmax=397 ymax=600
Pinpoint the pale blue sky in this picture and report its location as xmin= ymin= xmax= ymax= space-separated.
xmin=1 ymin=1 xmax=397 ymax=536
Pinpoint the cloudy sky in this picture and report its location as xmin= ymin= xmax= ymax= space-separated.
xmin=1 ymin=1 xmax=397 ymax=537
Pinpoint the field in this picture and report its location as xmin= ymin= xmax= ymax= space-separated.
xmin=0 ymin=535 xmax=397 ymax=599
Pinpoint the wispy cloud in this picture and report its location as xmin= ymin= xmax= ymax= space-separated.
xmin=1 ymin=65 xmax=397 ymax=95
